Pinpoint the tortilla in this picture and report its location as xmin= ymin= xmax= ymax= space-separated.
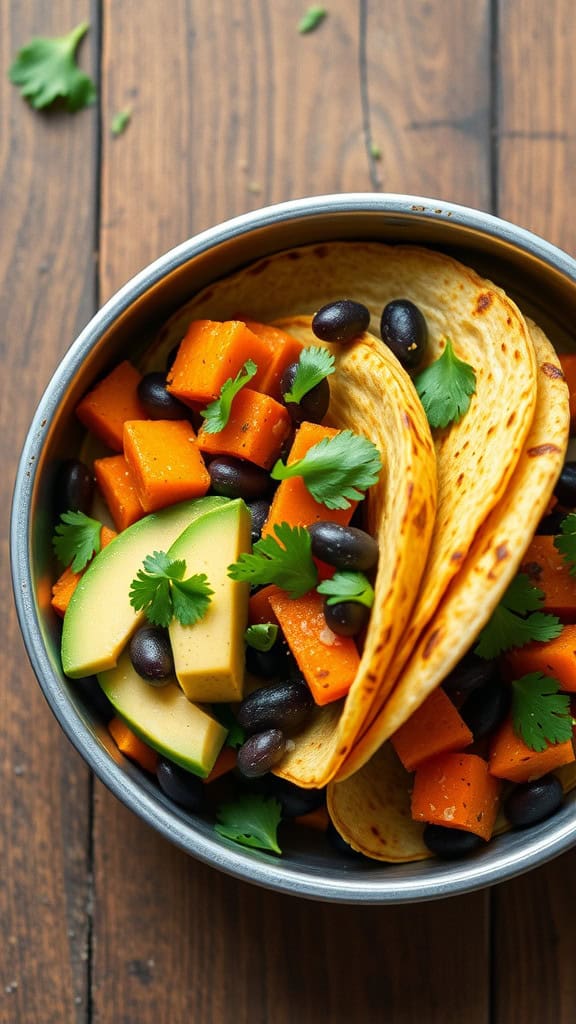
xmin=336 ymin=320 xmax=569 ymax=782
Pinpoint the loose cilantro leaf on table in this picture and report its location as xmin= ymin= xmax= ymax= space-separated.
xmin=271 ymin=430 xmax=381 ymax=510
xmin=244 ymin=623 xmax=279 ymax=652
xmin=554 ymin=512 xmax=576 ymax=574
xmin=111 ymin=108 xmax=131 ymax=136
xmin=298 ymin=6 xmax=327 ymax=33
xmin=414 ymin=338 xmax=476 ymax=429
xmin=200 ymin=359 xmax=257 ymax=434
xmin=129 ymin=550 xmax=213 ymax=628
xmin=9 ymin=21 xmax=97 ymax=112
xmin=474 ymin=573 xmax=562 ymax=660
xmin=52 ymin=510 xmax=102 ymax=572
xmin=317 ymin=571 xmax=375 ymax=608
xmin=215 ymin=794 xmax=282 ymax=854
xmin=228 ymin=522 xmax=318 ymax=599
xmin=283 ymin=346 xmax=335 ymax=404
xmin=511 ymin=672 xmax=574 ymax=752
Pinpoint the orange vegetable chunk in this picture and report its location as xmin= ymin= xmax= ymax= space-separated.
xmin=248 ymin=585 xmax=282 ymax=625
xmin=94 ymin=454 xmax=144 ymax=531
xmin=520 ymin=535 xmax=576 ymax=622
xmin=391 ymin=687 xmax=473 ymax=771
xmin=166 ymin=320 xmax=276 ymax=404
xmin=51 ymin=525 xmax=117 ymax=616
xmin=197 ymin=389 xmax=292 ymax=469
xmin=488 ymin=714 xmax=575 ymax=783
xmin=558 ymin=353 xmax=576 ymax=433
xmin=123 ymin=419 xmax=210 ymax=513
xmin=504 ymin=627 xmax=576 ymax=693
xmin=244 ymin=320 xmax=304 ymax=400
xmin=203 ymin=746 xmax=238 ymax=783
xmin=269 ymin=587 xmax=360 ymax=705
xmin=108 ymin=716 xmax=159 ymax=774
xmin=263 ymin=422 xmax=358 ymax=537
xmin=411 ymin=752 xmax=501 ymax=841
xmin=76 ymin=360 xmax=148 ymax=451
xmin=294 ymin=805 xmax=330 ymax=832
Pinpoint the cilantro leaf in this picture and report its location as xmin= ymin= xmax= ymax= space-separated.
xmin=511 ymin=672 xmax=573 ymax=752
xmin=298 ymin=6 xmax=327 ymax=33
xmin=283 ymin=346 xmax=335 ymax=404
xmin=129 ymin=550 xmax=213 ymax=627
xmin=111 ymin=108 xmax=131 ymax=136
xmin=9 ymin=22 xmax=97 ymax=112
xmin=554 ymin=513 xmax=576 ymax=575
xmin=244 ymin=623 xmax=279 ymax=652
xmin=414 ymin=338 xmax=476 ymax=429
xmin=215 ymin=794 xmax=282 ymax=854
xmin=270 ymin=430 xmax=381 ymax=510
xmin=211 ymin=705 xmax=245 ymax=749
xmin=317 ymin=571 xmax=375 ymax=608
xmin=200 ymin=359 xmax=257 ymax=434
xmin=474 ymin=573 xmax=562 ymax=660
xmin=52 ymin=510 xmax=102 ymax=572
xmin=228 ymin=522 xmax=317 ymax=599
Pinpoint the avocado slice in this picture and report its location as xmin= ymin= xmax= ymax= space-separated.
xmin=62 ymin=496 xmax=227 ymax=679
xmin=98 ymin=650 xmax=227 ymax=776
xmin=168 ymin=498 xmax=251 ymax=703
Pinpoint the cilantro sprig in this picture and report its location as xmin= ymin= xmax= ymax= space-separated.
xmin=554 ymin=513 xmax=576 ymax=575
xmin=317 ymin=571 xmax=375 ymax=608
xmin=52 ymin=510 xmax=102 ymax=572
xmin=200 ymin=359 xmax=257 ymax=433
xmin=215 ymin=794 xmax=282 ymax=854
xmin=9 ymin=22 xmax=97 ymax=112
xmin=228 ymin=522 xmax=318 ymax=599
xmin=271 ymin=430 xmax=381 ymax=510
xmin=414 ymin=338 xmax=476 ymax=429
xmin=283 ymin=346 xmax=335 ymax=404
xmin=129 ymin=551 xmax=213 ymax=628
xmin=244 ymin=623 xmax=279 ymax=652
xmin=474 ymin=573 xmax=562 ymax=660
xmin=511 ymin=672 xmax=574 ymax=752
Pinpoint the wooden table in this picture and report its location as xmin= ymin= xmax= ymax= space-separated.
xmin=2 ymin=3 xmax=576 ymax=1021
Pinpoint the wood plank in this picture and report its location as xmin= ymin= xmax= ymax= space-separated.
xmin=0 ymin=3 xmax=97 ymax=1022
xmin=493 ymin=2 xmax=576 ymax=1021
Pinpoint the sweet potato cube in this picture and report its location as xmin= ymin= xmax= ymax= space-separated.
xmin=76 ymin=361 xmax=148 ymax=451
xmin=166 ymin=320 xmax=277 ymax=404
xmin=248 ymin=585 xmax=282 ymax=625
xmin=269 ymin=587 xmax=360 ymax=705
xmin=108 ymin=716 xmax=159 ymax=774
xmin=244 ymin=321 xmax=304 ymax=400
xmin=391 ymin=687 xmax=473 ymax=771
xmin=488 ymin=714 xmax=575 ymax=783
xmin=51 ymin=526 xmax=117 ymax=616
xmin=263 ymin=422 xmax=358 ymax=536
xmin=520 ymin=535 xmax=576 ymax=622
xmin=123 ymin=420 xmax=210 ymax=513
xmin=504 ymin=626 xmax=576 ymax=693
xmin=558 ymin=353 xmax=576 ymax=434
xmin=411 ymin=752 xmax=501 ymax=841
xmin=94 ymin=454 xmax=144 ymax=531
xmin=197 ymin=389 xmax=292 ymax=469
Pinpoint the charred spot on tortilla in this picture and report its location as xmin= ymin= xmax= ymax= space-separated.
xmin=475 ymin=292 xmax=493 ymax=314
xmin=248 ymin=258 xmax=271 ymax=276
xmin=423 ymin=629 xmax=442 ymax=659
xmin=507 ymin=411 xmax=517 ymax=427
xmin=541 ymin=362 xmax=565 ymax=379
xmin=527 ymin=444 xmax=562 ymax=457
xmin=495 ymin=544 xmax=509 ymax=561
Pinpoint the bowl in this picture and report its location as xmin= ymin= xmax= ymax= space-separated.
xmin=11 ymin=193 xmax=576 ymax=904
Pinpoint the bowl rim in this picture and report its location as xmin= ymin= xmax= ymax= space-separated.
xmin=11 ymin=191 xmax=576 ymax=903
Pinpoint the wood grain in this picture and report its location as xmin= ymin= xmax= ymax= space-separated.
xmin=493 ymin=2 xmax=576 ymax=1021
xmin=0 ymin=2 xmax=97 ymax=1022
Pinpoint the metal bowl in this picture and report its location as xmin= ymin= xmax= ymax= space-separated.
xmin=11 ymin=193 xmax=576 ymax=903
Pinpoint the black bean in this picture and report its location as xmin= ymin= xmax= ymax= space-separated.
xmin=237 ymin=681 xmax=314 ymax=736
xmin=54 ymin=459 xmax=94 ymax=517
xmin=554 ymin=461 xmax=576 ymax=508
xmin=237 ymin=729 xmax=287 ymax=778
xmin=442 ymin=652 xmax=499 ymax=699
xmin=245 ymin=634 xmax=296 ymax=678
xmin=263 ymin=776 xmax=325 ymax=818
xmin=422 ymin=824 xmax=484 ymax=859
xmin=460 ymin=679 xmax=511 ymax=741
xmin=208 ymin=456 xmax=271 ymax=501
xmin=129 ymin=626 xmax=174 ymax=684
xmin=312 ymin=300 xmax=371 ymax=344
xmin=246 ymin=498 xmax=272 ymax=544
xmin=308 ymin=521 xmax=379 ymax=571
xmin=324 ymin=600 xmax=369 ymax=637
xmin=156 ymin=758 xmax=205 ymax=811
xmin=138 ymin=371 xmax=192 ymax=420
xmin=279 ymin=362 xmax=330 ymax=425
xmin=326 ymin=823 xmax=367 ymax=859
xmin=535 ymin=509 xmax=568 ymax=535
xmin=380 ymin=299 xmax=428 ymax=370
xmin=504 ymin=774 xmax=564 ymax=829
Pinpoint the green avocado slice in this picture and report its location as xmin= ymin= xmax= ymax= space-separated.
xmin=61 ymin=496 xmax=228 ymax=678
